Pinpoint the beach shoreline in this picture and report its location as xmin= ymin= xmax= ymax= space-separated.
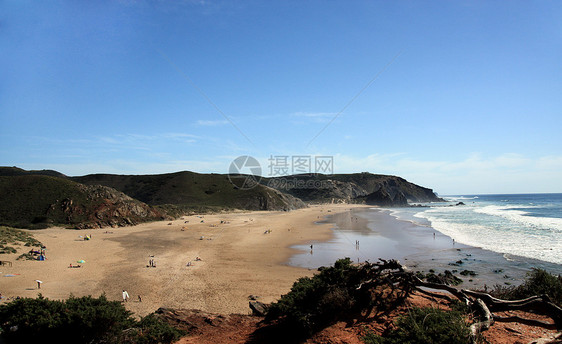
xmin=289 ymin=206 xmax=562 ymax=289
xmin=3 ymin=203 xmax=560 ymax=318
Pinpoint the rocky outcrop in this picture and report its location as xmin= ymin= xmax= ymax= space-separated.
xmin=265 ymin=173 xmax=442 ymax=206
xmin=363 ymin=189 xmax=408 ymax=207
xmin=49 ymin=184 xmax=167 ymax=229
xmin=249 ymin=301 xmax=269 ymax=316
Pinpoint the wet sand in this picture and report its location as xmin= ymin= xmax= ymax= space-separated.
xmin=289 ymin=207 xmax=562 ymax=289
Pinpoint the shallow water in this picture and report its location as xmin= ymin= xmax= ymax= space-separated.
xmin=288 ymin=207 xmax=562 ymax=288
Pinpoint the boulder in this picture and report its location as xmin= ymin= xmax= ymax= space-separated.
xmin=249 ymin=301 xmax=269 ymax=316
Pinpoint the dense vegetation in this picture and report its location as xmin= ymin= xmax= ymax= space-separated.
xmin=266 ymin=258 xmax=413 ymax=334
xmin=0 ymin=295 xmax=184 ymax=344
xmin=266 ymin=258 xmax=362 ymax=333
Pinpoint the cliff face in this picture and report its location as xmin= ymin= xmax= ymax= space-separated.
xmin=363 ymin=188 xmax=408 ymax=207
xmin=264 ymin=173 xmax=442 ymax=206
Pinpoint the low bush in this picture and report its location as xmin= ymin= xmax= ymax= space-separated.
xmin=362 ymin=307 xmax=471 ymax=344
xmin=0 ymin=294 xmax=184 ymax=344
xmin=489 ymin=268 xmax=562 ymax=306
xmin=266 ymin=258 xmax=410 ymax=334
xmin=266 ymin=258 xmax=362 ymax=333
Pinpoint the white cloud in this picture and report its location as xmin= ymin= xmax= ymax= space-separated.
xmin=196 ymin=119 xmax=229 ymax=126
xmin=291 ymin=112 xmax=339 ymax=123
xmin=330 ymin=152 xmax=562 ymax=195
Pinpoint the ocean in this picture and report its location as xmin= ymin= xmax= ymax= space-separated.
xmin=397 ymin=193 xmax=562 ymax=266
xmin=288 ymin=194 xmax=562 ymax=285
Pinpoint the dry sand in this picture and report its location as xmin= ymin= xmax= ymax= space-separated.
xmin=1 ymin=204 xmax=368 ymax=317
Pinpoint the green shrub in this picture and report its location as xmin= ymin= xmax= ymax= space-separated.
xmin=266 ymin=258 xmax=362 ymax=332
xmin=488 ymin=268 xmax=562 ymax=306
xmin=0 ymin=294 xmax=183 ymax=344
xmin=130 ymin=313 xmax=185 ymax=344
xmin=362 ymin=307 xmax=471 ymax=344
xmin=0 ymin=227 xmax=43 ymax=255
xmin=266 ymin=258 xmax=409 ymax=334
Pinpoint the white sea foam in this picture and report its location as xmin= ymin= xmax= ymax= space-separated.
xmin=416 ymin=206 xmax=562 ymax=265
xmin=474 ymin=205 xmax=562 ymax=232
xmin=443 ymin=196 xmax=479 ymax=201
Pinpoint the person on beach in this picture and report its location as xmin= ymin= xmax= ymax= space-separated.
xmin=138 ymin=295 xmax=142 ymax=302
xmin=122 ymin=290 xmax=130 ymax=302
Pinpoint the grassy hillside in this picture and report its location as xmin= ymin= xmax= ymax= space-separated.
xmin=0 ymin=166 xmax=67 ymax=178
xmin=72 ymin=171 xmax=305 ymax=211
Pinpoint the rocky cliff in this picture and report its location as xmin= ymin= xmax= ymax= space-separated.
xmin=264 ymin=172 xmax=442 ymax=206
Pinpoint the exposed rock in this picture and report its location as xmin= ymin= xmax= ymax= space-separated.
xmin=249 ymin=300 xmax=269 ymax=316
xmin=266 ymin=172 xmax=442 ymax=206
xmin=364 ymin=188 xmax=394 ymax=206
xmin=48 ymin=184 xmax=167 ymax=229
xmin=363 ymin=188 xmax=408 ymax=207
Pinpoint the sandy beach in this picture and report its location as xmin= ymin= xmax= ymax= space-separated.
xmin=0 ymin=204 xmax=368 ymax=317
xmin=3 ymin=203 xmax=561 ymax=321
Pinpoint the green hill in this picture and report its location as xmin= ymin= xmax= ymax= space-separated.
xmin=0 ymin=166 xmax=67 ymax=178
xmin=71 ymin=171 xmax=306 ymax=212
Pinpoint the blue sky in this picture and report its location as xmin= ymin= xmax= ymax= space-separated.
xmin=1 ymin=0 xmax=561 ymax=194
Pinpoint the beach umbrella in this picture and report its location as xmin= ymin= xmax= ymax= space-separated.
xmin=77 ymin=260 xmax=85 ymax=263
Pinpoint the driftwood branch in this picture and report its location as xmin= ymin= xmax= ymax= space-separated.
xmin=414 ymin=286 xmax=456 ymax=303
xmin=470 ymin=298 xmax=494 ymax=336
xmin=493 ymin=315 xmax=557 ymax=330
xmin=373 ymin=261 xmax=562 ymax=334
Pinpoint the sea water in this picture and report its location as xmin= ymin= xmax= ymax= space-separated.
xmin=289 ymin=194 xmax=562 ymax=282
xmin=394 ymin=193 xmax=562 ymax=266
